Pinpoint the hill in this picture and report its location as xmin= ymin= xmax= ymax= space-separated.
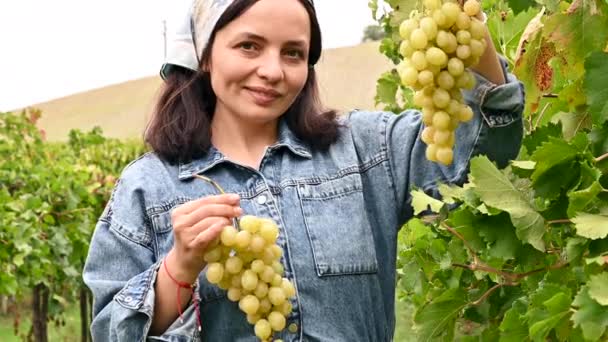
xmin=29 ymin=42 xmax=394 ymax=141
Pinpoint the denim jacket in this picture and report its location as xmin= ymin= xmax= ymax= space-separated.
xmin=83 ymin=58 xmax=525 ymax=342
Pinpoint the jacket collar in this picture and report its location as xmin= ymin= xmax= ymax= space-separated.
xmin=177 ymin=118 xmax=311 ymax=180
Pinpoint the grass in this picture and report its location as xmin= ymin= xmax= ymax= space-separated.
xmin=0 ymin=297 xmax=414 ymax=341
xmin=0 ymin=306 xmax=82 ymax=342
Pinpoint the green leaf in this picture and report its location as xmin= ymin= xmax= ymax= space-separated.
xmin=571 ymin=286 xmax=608 ymax=341
xmin=566 ymin=237 xmax=588 ymax=262
xmin=470 ymin=156 xmax=546 ymax=251
xmin=523 ymin=122 xmax=563 ymax=154
xmin=499 ymin=299 xmax=528 ymax=342
xmin=530 ymin=137 xmax=581 ymax=182
xmin=572 ymin=213 xmax=608 ymax=239
xmin=375 ymin=70 xmax=400 ymax=106
xmin=588 ymin=273 xmax=608 ymax=306
xmin=567 ymin=181 xmax=602 ymax=217
xmin=411 ymin=189 xmax=445 ymax=215
xmin=584 ymin=51 xmax=608 ymax=125
xmin=414 ymin=288 xmax=468 ymax=341
xmin=507 ymin=0 xmax=537 ymax=14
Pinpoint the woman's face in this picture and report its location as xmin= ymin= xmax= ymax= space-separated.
xmin=207 ymin=0 xmax=311 ymax=126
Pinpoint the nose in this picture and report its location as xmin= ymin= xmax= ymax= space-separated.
xmin=256 ymin=51 xmax=284 ymax=83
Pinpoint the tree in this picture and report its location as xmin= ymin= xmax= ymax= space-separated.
xmin=362 ymin=24 xmax=385 ymax=42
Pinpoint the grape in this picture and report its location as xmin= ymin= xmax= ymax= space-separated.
xmin=437 ymin=71 xmax=455 ymax=90
xmin=433 ymin=10 xmax=448 ymax=29
xmin=268 ymin=311 xmax=287 ymax=331
xmin=395 ymin=0 xmax=486 ymax=165
xmin=206 ymin=263 xmax=224 ymax=283
xmin=470 ymin=39 xmax=485 ymax=58
xmin=259 ymin=220 xmax=279 ymax=244
xmin=203 ymin=246 xmax=222 ymax=263
xmin=458 ymin=104 xmax=474 ymax=122
xmin=203 ymin=214 xmax=296 ymax=339
xmin=432 ymin=111 xmax=451 ymax=130
xmin=469 ymin=19 xmax=486 ymax=40
xmin=240 ymin=215 xmax=261 ymax=233
xmin=420 ymin=17 xmax=438 ymax=40
xmin=447 ymin=58 xmax=464 ymax=77
xmin=432 ymin=88 xmax=451 ymax=108
xmin=254 ymin=319 xmax=272 ymax=340
xmin=410 ymin=28 xmax=429 ymax=49
xmin=433 ymin=129 xmax=452 ymax=146
xmin=399 ymin=19 xmax=419 ymax=40
xmin=426 ymin=47 xmax=448 ymax=67
xmin=456 ymin=44 xmax=471 ymax=60
xmin=455 ymin=12 xmax=471 ymax=30
xmin=456 ymin=30 xmax=471 ymax=45
xmin=220 ymin=226 xmax=238 ymax=246
xmin=241 ymin=269 xmax=259 ymax=291
xmin=225 ymin=256 xmax=243 ymax=274
xmin=424 ymin=0 xmax=442 ymax=10
xmin=425 ymin=143 xmax=438 ymax=161
xmin=441 ymin=2 xmax=460 ymax=26
xmin=418 ymin=70 xmax=435 ymax=86
xmin=421 ymin=126 xmax=435 ymax=144
xmin=411 ymin=51 xmax=428 ymax=71
xmin=399 ymin=40 xmax=414 ymax=58
xmin=227 ymin=287 xmax=242 ymax=302
xmin=436 ymin=147 xmax=454 ymax=164
xmin=268 ymin=287 xmax=287 ymax=306
xmin=463 ymin=0 xmax=481 ymax=17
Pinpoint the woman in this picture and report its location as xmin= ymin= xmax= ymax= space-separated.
xmin=83 ymin=0 xmax=524 ymax=340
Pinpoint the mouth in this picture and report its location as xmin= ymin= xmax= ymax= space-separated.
xmin=245 ymin=86 xmax=282 ymax=106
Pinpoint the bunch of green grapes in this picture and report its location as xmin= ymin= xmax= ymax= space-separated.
xmin=397 ymin=0 xmax=486 ymax=165
xmin=204 ymin=215 xmax=296 ymax=341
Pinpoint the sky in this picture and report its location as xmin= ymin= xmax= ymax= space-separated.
xmin=0 ymin=0 xmax=379 ymax=111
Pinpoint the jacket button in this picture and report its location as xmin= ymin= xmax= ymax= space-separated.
xmin=288 ymin=323 xmax=298 ymax=333
xmin=257 ymin=195 xmax=267 ymax=205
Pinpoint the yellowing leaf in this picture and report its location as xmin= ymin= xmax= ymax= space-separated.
xmin=411 ymin=189 xmax=445 ymax=215
xmin=572 ymin=213 xmax=608 ymax=239
xmin=588 ymin=273 xmax=608 ymax=306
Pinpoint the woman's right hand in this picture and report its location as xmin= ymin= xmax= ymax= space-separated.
xmin=166 ymin=193 xmax=242 ymax=283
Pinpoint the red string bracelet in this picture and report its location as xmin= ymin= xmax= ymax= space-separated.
xmin=163 ymin=258 xmax=202 ymax=332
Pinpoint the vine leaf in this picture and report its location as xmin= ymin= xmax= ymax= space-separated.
xmin=588 ymin=273 xmax=608 ymax=306
xmin=571 ymin=286 xmax=608 ymax=341
xmin=469 ymin=156 xmax=546 ymax=251
xmin=572 ymin=213 xmax=608 ymax=239
xmin=584 ymin=51 xmax=608 ymax=125
xmin=413 ymin=288 xmax=467 ymax=341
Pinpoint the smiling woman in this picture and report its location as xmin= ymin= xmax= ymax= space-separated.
xmin=144 ymin=0 xmax=338 ymax=169
xmin=82 ymin=0 xmax=526 ymax=341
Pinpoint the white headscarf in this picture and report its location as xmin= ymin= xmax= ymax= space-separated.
xmin=160 ymin=0 xmax=315 ymax=80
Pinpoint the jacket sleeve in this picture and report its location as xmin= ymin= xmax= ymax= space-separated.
xmin=82 ymin=162 xmax=199 ymax=341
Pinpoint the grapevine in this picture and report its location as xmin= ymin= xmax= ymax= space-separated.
xmin=373 ymin=0 xmax=608 ymax=340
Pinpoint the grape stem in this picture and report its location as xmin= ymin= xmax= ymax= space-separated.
xmin=595 ymin=152 xmax=608 ymax=163
xmin=192 ymin=174 xmax=241 ymax=229
xmin=547 ymin=219 xmax=572 ymax=225
xmin=193 ymin=174 xmax=226 ymax=194
xmin=470 ymin=282 xmax=518 ymax=306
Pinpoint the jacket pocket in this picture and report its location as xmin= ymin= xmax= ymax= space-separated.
xmin=297 ymin=173 xmax=379 ymax=277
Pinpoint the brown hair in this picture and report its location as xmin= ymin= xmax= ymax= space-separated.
xmin=145 ymin=0 xmax=341 ymax=164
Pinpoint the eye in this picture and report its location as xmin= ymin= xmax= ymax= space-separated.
xmin=238 ymin=42 xmax=257 ymax=52
xmin=284 ymin=49 xmax=305 ymax=59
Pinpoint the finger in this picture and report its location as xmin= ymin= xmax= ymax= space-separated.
xmin=182 ymin=204 xmax=242 ymax=228
xmin=189 ymin=216 xmax=232 ymax=236
xmin=174 ymin=193 xmax=240 ymax=216
xmin=188 ymin=220 xmax=226 ymax=249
